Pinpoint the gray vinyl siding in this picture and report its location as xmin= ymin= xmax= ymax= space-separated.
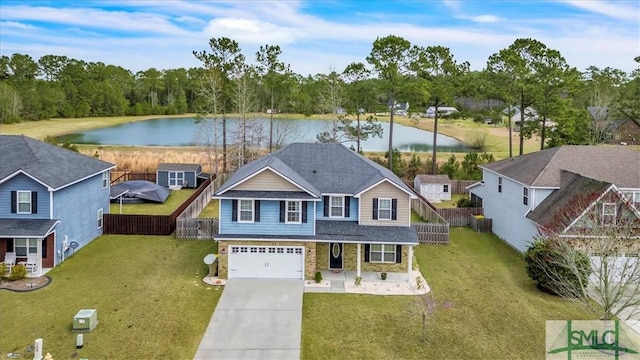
xmin=52 ymin=172 xmax=110 ymax=265
xmin=234 ymin=169 xmax=300 ymax=191
xmin=0 ymin=173 xmax=50 ymax=219
xmin=157 ymin=171 xmax=169 ymax=187
xmin=471 ymin=171 xmax=540 ymax=252
xmin=359 ymin=181 xmax=411 ymax=226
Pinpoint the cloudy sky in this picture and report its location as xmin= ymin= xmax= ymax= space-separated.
xmin=1 ymin=0 xmax=638 ymax=75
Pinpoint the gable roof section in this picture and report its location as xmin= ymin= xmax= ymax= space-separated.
xmin=482 ymin=146 xmax=640 ymax=188
xmin=415 ymin=174 xmax=451 ymax=184
xmin=526 ymin=172 xmax=612 ymax=232
xmin=215 ymin=143 xmax=415 ymax=197
xmin=157 ymin=163 xmax=201 ymax=172
xmin=0 ymin=135 xmax=115 ymax=189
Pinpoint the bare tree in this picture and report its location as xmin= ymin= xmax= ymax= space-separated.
xmin=231 ymin=64 xmax=256 ymax=167
xmin=194 ymin=68 xmax=223 ymax=176
xmin=526 ymin=188 xmax=640 ymax=321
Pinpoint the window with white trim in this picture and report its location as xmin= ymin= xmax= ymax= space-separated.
xmin=523 ymin=187 xmax=529 ymax=206
xmin=330 ymin=196 xmax=344 ymax=217
xmin=498 ymin=177 xmax=503 ymax=193
xmin=102 ymin=171 xmax=108 ymax=188
xmin=14 ymin=238 xmax=37 ymax=257
xmin=378 ymin=198 xmax=392 ymax=220
xmin=601 ymin=203 xmax=617 ymax=226
xmin=168 ymin=171 xmax=184 ymax=186
xmin=17 ymin=191 xmax=32 ymax=214
xmin=97 ymin=208 xmax=103 ymax=229
xmin=286 ymin=201 xmax=301 ymax=223
xmin=239 ymin=199 xmax=254 ymax=222
xmin=370 ymin=244 xmax=396 ymax=263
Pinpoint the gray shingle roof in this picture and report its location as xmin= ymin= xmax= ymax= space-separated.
xmin=526 ymin=172 xmax=612 ymax=232
xmin=157 ymin=163 xmax=201 ymax=172
xmin=0 ymin=135 xmax=114 ymax=189
xmin=219 ymin=190 xmax=318 ymax=200
xmin=482 ymin=146 xmax=640 ymax=188
xmin=0 ymin=219 xmax=58 ymax=237
xmin=217 ymin=143 xmax=414 ymax=197
xmin=215 ymin=220 xmax=418 ymax=244
xmin=415 ymin=174 xmax=451 ymax=184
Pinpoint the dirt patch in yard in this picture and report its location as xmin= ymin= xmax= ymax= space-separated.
xmin=0 ymin=276 xmax=51 ymax=292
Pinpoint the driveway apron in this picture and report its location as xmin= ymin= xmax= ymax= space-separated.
xmin=194 ymin=279 xmax=303 ymax=360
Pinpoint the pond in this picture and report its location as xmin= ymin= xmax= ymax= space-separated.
xmin=56 ymin=117 xmax=471 ymax=153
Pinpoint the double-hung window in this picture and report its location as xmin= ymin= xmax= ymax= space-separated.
xmin=378 ymin=198 xmax=392 ymax=220
xmin=286 ymin=201 xmax=301 ymax=223
xmin=97 ymin=208 xmax=103 ymax=229
xmin=168 ymin=171 xmax=184 ymax=186
xmin=601 ymin=203 xmax=617 ymax=226
xmin=370 ymin=244 xmax=396 ymax=263
xmin=102 ymin=172 xmax=108 ymax=188
xmin=14 ymin=238 xmax=38 ymax=257
xmin=330 ymin=196 xmax=343 ymax=217
xmin=498 ymin=177 xmax=503 ymax=193
xmin=239 ymin=200 xmax=254 ymax=222
xmin=17 ymin=191 xmax=32 ymax=214
xmin=523 ymin=187 xmax=529 ymax=206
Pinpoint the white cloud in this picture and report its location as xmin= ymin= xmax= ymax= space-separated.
xmin=470 ymin=15 xmax=502 ymax=23
xmin=0 ymin=21 xmax=36 ymax=30
xmin=561 ymin=0 xmax=640 ymax=21
xmin=202 ymin=17 xmax=299 ymax=44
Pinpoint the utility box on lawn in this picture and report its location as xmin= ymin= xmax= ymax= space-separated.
xmin=73 ymin=309 xmax=98 ymax=332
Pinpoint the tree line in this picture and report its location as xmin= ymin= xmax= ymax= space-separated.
xmin=1 ymin=35 xmax=638 ymax=168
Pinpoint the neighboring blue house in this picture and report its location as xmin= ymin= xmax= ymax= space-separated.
xmin=157 ymin=163 xmax=202 ymax=189
xmin=213 ymin=143 xmax=418 ymax=280
xmin=0 ymin=135 xmax=114 ymax=275
xmin=467 ymin=145 xmax=640 ymax=253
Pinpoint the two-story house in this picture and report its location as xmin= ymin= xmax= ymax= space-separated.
xmin=467 ymin=145 xmax=640 ymax=253
xmin=213 ymin=143 xmax=418 ymax=281
xmin=0 ymin=135 xmax=114 ymax=275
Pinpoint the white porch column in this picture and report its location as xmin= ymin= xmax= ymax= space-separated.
xmin=37 ymin=237 xmax=42 ymax=277
xmin=407 ymin=245 xmax=413 ymax=282
xmin=356 ymin=243 xmax=361 ymax=278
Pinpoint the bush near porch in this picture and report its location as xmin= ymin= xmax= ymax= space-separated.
xmin=301 ymin=228 xmax=592 ymax=359
xmin=0 ymin=235 xmax=220 ymax=359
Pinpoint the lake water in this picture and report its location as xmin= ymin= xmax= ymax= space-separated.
xmin=56 ymin=117 xmax=471 ymax=153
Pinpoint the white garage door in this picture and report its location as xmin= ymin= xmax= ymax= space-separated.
xmin=228 ymin=245 xmax=304 ymax=279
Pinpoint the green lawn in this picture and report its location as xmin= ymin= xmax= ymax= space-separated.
xmin=432 ymin=193 xmax=466 ymax=209
xmin=301 ymin=228 xmax=592 ymax=359
xmin=0 ymin=235 xmax=220 ymax=359
xmin=198 ymin=199 xmax=219 ymax=218
xmin=109 ymin=189 xmax=195 ymax=215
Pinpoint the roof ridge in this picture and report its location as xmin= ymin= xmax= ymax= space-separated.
xmin=530 ymin=146 xmax=561 ymax=186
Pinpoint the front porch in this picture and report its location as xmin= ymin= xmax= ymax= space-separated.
xmin=304 ymin=270 xmax=430 ymax=295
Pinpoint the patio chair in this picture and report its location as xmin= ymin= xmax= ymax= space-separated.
xmin=21 ymin=253 xmax=38 ymax=274
xmin=2 ymin=252 xmax=16 ymax=273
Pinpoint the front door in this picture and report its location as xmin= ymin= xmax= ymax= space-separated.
xmin=329 ymin=242 xmax=343 ymax=270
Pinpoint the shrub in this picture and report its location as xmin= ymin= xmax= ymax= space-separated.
xmin=456 ymin=197 xmax=473 ymax=208
xmin=314 ymin=271 xmax=323 ymax=283
xmin=524 ymin=238 xmax=592 ymax=297
xmin=0 ymin=263 xmax=6 ymax=279
xmin=9 ymin=264 xmax=27 ymax=281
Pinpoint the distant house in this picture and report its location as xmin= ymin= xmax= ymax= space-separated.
xmin=414 ymin=174 xmax=452 ymax=203
xmin=600 ymin=119 xmax=640 ymax=145
xmin=425 ymin=106 xmax=458 ymax=118
xmin=0 ymin=135 xmax=115 ymax=276
xmin=503 ymin=106 xmax=538 ymax=123
xmin=156 ymin=163 xmax=202 ymax=189
xmin=388 ymin=101 xmax=410 ymax=116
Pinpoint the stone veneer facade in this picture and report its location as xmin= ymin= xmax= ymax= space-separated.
xmin=316 ymin=243 xmax=408 ymax=272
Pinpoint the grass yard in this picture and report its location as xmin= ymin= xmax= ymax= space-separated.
xmin=198 ymin=199 xmax=219 ymax=218
xmin=0 ymin=235 xmax=220 ymax=359
xmin=431 ymin=193 xmax=466 ymax=209
xmin=109 ymin=189 xmax=195 ymax=215
xmin=301 ymin=227 xmax=592 ymax=359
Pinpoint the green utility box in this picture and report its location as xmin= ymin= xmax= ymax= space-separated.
xmin=73 ymin=309 xmax=98 ymax=332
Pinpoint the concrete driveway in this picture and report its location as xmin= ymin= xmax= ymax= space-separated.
xmin=194 ymin=279 xmax=303 ymax=360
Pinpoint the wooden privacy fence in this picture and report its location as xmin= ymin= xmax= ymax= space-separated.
xmin=436 ymin=208 xmax=483 ymax=227
xmin=411 ymin=223 xmax=449 ymax=245
xmin=110 ymin=171 xmax=156 ymax=185
xmin=104 ymin=176 xmax=214 ymax=235
xmin=176 ymin=218 xmax=219 ymax=239
xmin=450 ymin=180 xmax=477 ymax=194
xmin=177 ymin=178 xmax=217 ymax=219
xmin=470 ymin=214 xmax=492 ymax=233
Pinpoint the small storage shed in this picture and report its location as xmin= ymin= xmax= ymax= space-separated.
xmin=414 ymin=174 xmax=452 ymax=203
xmin=157 ymin=163 xmax=202 ymax=189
